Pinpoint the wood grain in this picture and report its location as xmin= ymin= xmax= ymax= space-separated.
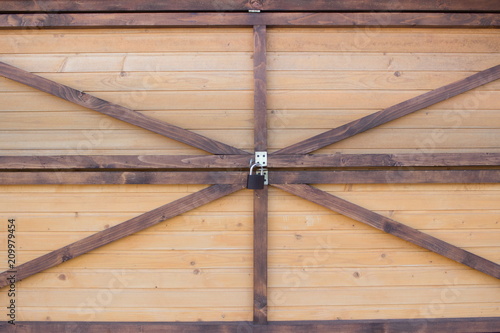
xmin=0 ymin=0 xmax=498 ymax=12
xmin=1 ymin=13 xmax=499 ymax=28
xmin=0 ymin=155 xmax=252 ymax=170
xmin=1 ymin=318 xmax=499 ymax=333
xmin=270 ymin=170 xmax=500 ymax=185
xmin=253 ymin=187 xmax=268 ymax=324
xmin=1 ymin=153 xmax=497 ymax=169
xmin=0 ymin=61 xmax=248 ymax=155
xmin=254 ymin=25 xmax=268 ymax=152
xmin=0 ymin=171 xmax=248 ymax=185
xmin=0 ymin=184 xmax=244 ymax=288
xmin=275 ymin=184 xmax=500 ymax=279
xmin=273 ymin=64 xmax=500 ymax=155
xmin=268 ymin=153 xmax=500 ymax=168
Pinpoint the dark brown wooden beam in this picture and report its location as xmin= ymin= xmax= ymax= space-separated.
xmin=0 ymin=184 xmax=244 ymax=288
xmin=275 ymin=184 xmax=500 ymax=279
xmin=270 ymin=170 xmax=500 ymax=185
xmin=1 ymin=13 xmax=499 ymax=28
xmin=0 ymin=0 xmax=498 ymax=12
xmin=268 ymin=153 xmax=500 ymax=168
xmin=253 ymin=187 xmax=268 ymax=325
xmin=0 ymin=171 xmax=248 ymax=185
xmin=0 ymin=61 xmax=247 ymax=155
xmin=0 ymin=155 xmax=252 ymax=170
xmin=273 ymin=65 xmax=500 ymax=155
xmin=1 ymin=153 xmax=499 ymax=170
xmin=254 ymin=25 xmax=267 ymax=152
xmin=1 ymin=318 xmax=500 ymax=333
xmin=252 ymin=25 xmax=269 ymax=325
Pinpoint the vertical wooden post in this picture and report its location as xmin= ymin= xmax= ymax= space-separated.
xmin=252 ymin=24 xmax=268 ymax=325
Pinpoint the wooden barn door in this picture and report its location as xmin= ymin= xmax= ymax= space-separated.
xmin=0 ymin=6 xmax=499 ymax=332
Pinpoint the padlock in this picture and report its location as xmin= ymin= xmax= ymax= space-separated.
xmin=247 ymin=163 xmax=265 ymax=190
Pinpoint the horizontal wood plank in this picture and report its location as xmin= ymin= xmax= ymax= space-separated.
xmin=1 ymin=318 xmax=500 ymax=333
xmin=0 ymin=171 xmax=247 ymax=185
xmin=268 ymin=153 xmax=500 ymax=168
xmin=0 ymin=153 xmax=497 ymax=169
xmin=269 ymin=170 xmax=500 ymax=185
xmin=0 ymin=0 xmax=498 ymax=12
xmin=0 ymin=155 xmax=251 ymax=169
xmin=0 ymin=13 xmax=499 ymax=28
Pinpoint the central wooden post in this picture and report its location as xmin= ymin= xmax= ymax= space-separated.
xmin=252 ymin=24 xmax=268 ymax=325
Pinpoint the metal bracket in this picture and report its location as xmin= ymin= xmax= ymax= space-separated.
xmin=257 ymin=168 xmax=269 ymax=185
xmin=255 ymin=151 xmax=267 ymax=167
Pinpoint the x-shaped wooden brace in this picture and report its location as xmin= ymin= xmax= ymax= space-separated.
xmin=0 ymin=26 xmax=499 ymax=325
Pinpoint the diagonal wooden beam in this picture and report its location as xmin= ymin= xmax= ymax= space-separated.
xmin=274 ymin=184 xmax=500 ymax=279
xmin=273 ymin=64 xmax=500 ymax=155
xmin=0 ymin=61 xmax=248 ymax=155
xmin=253 ymin=25 xmax=269 ymax=325
xmin=0 ymin=184 xmax=244 ymax=288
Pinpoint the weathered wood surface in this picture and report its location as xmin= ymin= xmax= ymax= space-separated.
xmin=0 ymin=155 xmax=252 ymax=169
xmin=1 ymin=153 xmax=499 ymax=170
xmin=1 ymin=13 xmax=499 ymax=28
xmin=2 ymin=170 xmax=499 ymax=185
xmin=0 ymin=184 xmax=244 ymax=288
xmin=268 ymin=153 xmax=500 ymax=168
xmin=275 ymin=184 xmax=500 ymax=279
xmin=270 ymin=170 xmax=500 ymax=184
xmin=273 ymin=65 xmax=500 ymax=155
xmin=1 ymin=318 xmax=500 ymax=333
xmin=0 ymin=0 xmax=498 ymax=12
xmin=0 ymin=171 xmax=248 ymax=185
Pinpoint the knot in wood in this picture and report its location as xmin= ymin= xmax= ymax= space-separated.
xmin=249 ymin=0 xmax=264 ymax=10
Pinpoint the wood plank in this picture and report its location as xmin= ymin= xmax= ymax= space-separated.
xmin=1 ymin=13 xmax=499 ymax=28
xmin=268 ymin=29 xmax=500 ymax=53
xmin=16 ymin=307 xmax=251 ymax=322
xmin=1 ymin=153 xmax=496 ymax=170
xmin=17 ymin=266 xmax=497 ymax=289
xmin=0 ymin=29 xmax=253 ymax=54
xmin=274 ymin=184 xmax=500 ymax=279
xmin=254 ymin=187 xmax=268 ymax=324
xmin=2 ymin=129 xmax=498 ymax=152
xmin=12 ymin=248 xmax=499 ymax=269
xmin=1 ymin=318 xmax=500 ymax=333
xmin=0 ymin=61 xmax=248 ymax=155
xmin=254 ymin=25 xmax=268 ymax=152
xmin=273 ymin=65 xmax=500 ymax=155
xmin=0 ymin=184 xmax=244 ymax=288
xmin=0 ymin=171 xmax=248 ymax=185
xmin=14 ymin=229 xmax=499 ymax=252
xmin=271 ymin=304 xmax=500 ymax=321
xmin=268 ymin=153 xmax=500 ymax=168
xmin=0 ymin=0 xmax=498 ymax=12
xmin=3 ymin=71 xmax=500 ymax=93
xmin=269 ymin=170 xmax=500 ymax=185
xmin=0 ymin=155 xmax=251 ymax=169
xmin=252 ymin=25 xmax=269 ymax=326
